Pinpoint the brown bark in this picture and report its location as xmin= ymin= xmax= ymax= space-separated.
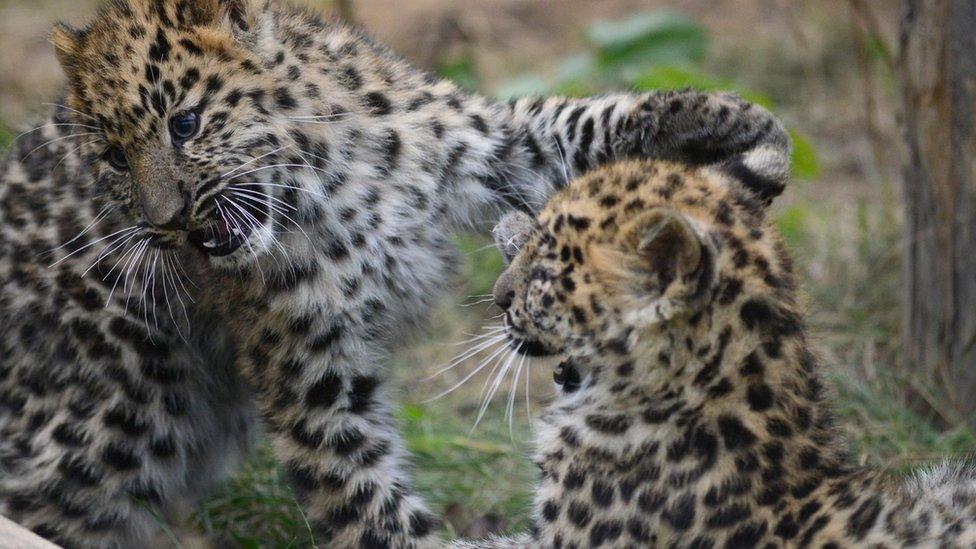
xmin=900 ymin=0 xmax=976 ymax=431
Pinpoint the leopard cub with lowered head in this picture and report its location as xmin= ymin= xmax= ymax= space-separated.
xmin=462 ymin=159 xmax=976 ymax=547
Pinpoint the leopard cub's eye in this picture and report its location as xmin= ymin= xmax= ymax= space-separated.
xmin=105 ymin=146 xmax=129 ymax=171
xmin=169 ymin=111 xmax=200 ymax=142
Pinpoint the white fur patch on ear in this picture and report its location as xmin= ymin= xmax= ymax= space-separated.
xmin=492 ymin=211 xmax=534 ymax=264
xmin=250 ymin=8 xmax=279 ymax=62
xmin=624 ymin=296 xmax=681 ymax=328
xmin=51 ymin=22 xmax=81 ymax=73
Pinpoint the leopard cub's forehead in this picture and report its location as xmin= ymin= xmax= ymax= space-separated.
xmin=59 ymin=0 xmax=259 ymax=138
xmin=537 ymin=160 xmax=735 ymax=245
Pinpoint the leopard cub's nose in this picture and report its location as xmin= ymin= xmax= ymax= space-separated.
xmin=493 ymin=268 xmax=516 ymax=310
xmin=494 ymin=289 xmax=514 ymax=310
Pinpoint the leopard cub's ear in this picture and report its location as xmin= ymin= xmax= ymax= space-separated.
xmin=623 ymin=208 xmax=705 ymax=291
xmin=51 ymin=22 xmax=82 ymax=76
xmin=592 ymin=208 xmax=714 ymax=324
xmin=182 ymin=0 xmax=276 ymax=61
xmin=187 ymin=0 xmax=264 ymax=31
xmin=493 ymin=211 xmax=535 ymax=265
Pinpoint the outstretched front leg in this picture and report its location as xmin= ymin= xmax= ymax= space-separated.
xmin=442 ymin=90 xmax=791 ymax=221
xmin=223 ymin=304 xmax=441 ymax=548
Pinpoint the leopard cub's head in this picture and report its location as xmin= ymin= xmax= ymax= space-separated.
xmin=50 ymin=0 xmax=303 ymax=267
xmin=493 ymin=159 xmax=793 ymax=386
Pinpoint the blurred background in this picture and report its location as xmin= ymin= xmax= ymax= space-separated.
xmin=2 ymin=1 xmax=972 ymax=546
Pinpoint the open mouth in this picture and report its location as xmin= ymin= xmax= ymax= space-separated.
xmin=188 ymin=219 xmax=253 ymax=257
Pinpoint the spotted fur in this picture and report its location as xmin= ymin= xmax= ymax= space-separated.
xmin=461 ymin=160 xmax=976 ymax=548
xmin=0 ymin=0 xmax=790 ymax=546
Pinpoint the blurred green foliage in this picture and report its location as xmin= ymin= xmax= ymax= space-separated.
xmin=587 ymin=11 xmax=707 ymax=77
xmin=454 ymin=233 xmax=506 ymax=297
xmin=832 ymin=370 xmax=975 ymax=473
xmin=437 ymin=57 xmax=480 ymax=92
xmin=0 ymin=125 xmax=13 ymax=149
xmin=775 ymin=204 xmax=810 ymax=250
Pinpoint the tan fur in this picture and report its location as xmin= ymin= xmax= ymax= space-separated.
xmin=466 ymin=160 xmax=976 ymax=548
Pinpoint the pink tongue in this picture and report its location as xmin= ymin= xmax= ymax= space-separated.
xmin=214 ymin=220 xmax=232 ymax=240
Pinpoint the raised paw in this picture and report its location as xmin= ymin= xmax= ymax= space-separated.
xmin=628 ymin=90 xmax=791 ymax=170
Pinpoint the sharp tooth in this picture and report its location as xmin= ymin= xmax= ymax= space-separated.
xmin=231 ymin=228 xmax=242 ymax=237
xmin=203 ymin=239 xmax=218 ymax=248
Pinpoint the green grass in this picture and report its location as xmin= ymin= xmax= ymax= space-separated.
xmin=193 ymin=402 xmax=538 ymax=547
xmin=196 ymin=446 xmax=315 ymax=548
xmin=832 ymin=370 xmax=976 ymax=472
xmin=453 ymin=233 xmax=506 ymax=298
xmin=404 ymin=402 xmax=536 ymax=536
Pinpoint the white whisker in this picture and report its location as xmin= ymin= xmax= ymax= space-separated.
xmin=219 ymin=199 xmax=267 ymax=284
xmin=460 ymin=297 xmax=495 ymax=308
xmin=229 ymin=186 xmax=297 ymax=211
xmin=422 ymin=334 xmax=507 ymax=381
xmin=22 ymin=132 xmax=103 ymax=160
xmin=234 ymin=182 xmax=328 ymax=200
xmin=473 ymin=343 xmax=522 ymax=430
xmin=524 ymin=354 xmax=533 ymax=425
xmin=222 ymin=196 xmax=292 ymax=258
xmin=166 ymin=252 xmax=196 ymax=305
xmin=122 ymin=239 xmax=150 ymax=313
xmin=43 ymin=103 xmax=99 ymax=123
xmin=424 ymin=340 xmax=511 ymax=402
xmin=286 ymin=113 xmax=356 ymax=121
xmin=220 ymin=146 xmax=286 ymax=178
xmin=508 ymin=352 xmax=528 ymax=435
xmin=51 ymin=205 xmax=114 ymax=253
xmin=160 ymin=253 xmax=188 ymax=341
xmin=54 ymin=138 xmax=100 ymax=170
xmin=290 ymin=146 xmax=332 ymax=175
xmin=443 ymin=325 xmax=506 ymax=347
xmin=170 ymin=252 xmax=198 ymax=291
xmin=9 ymin=123 xmax=100 ymax=148
xmin=142 ymin=249 xmax=160 ymax=333
xmin=135 ymin=243 xmax=155 ymax=333
xmin=81 ymin=229 xmax=141 ymax=278
xmin=49 ymin=225 xmax=140 ymax=268
xmin=230 ymin=190 xmax=311 ymax=243
xmin=104 ymin=237 xmax=145 ymax=307
xmin=223 ymin=163 xmax=330 ymax=183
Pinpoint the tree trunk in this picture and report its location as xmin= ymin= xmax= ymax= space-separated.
xmin=900 ymin=0 xmax=976 ymax=431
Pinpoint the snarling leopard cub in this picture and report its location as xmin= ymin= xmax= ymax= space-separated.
xmin=458 ymin=159 xmax=976 ymax=547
